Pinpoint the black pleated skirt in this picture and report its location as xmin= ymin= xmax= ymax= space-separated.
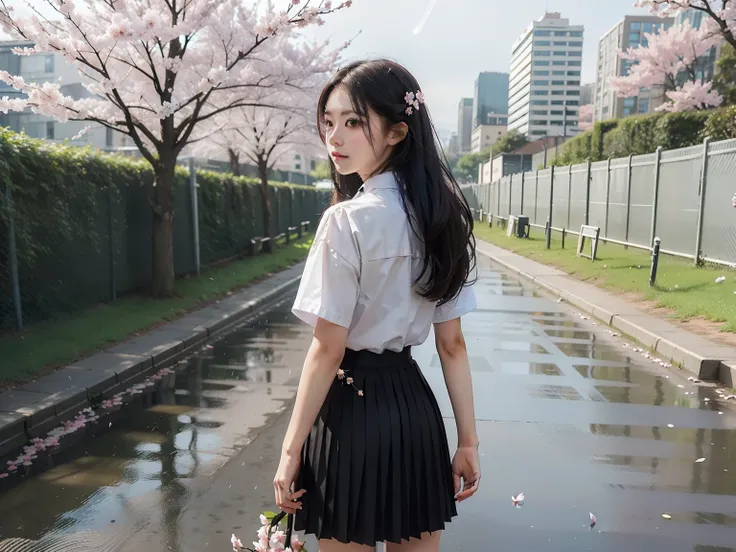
xmin=294 ymin=347 xmax=457 ymax=546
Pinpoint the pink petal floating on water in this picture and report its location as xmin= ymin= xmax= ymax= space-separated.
xmin=589 ymin=512 xmax=596 ymax=529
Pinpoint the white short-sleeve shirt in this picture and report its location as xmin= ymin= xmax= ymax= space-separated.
xmin=292 ymin=171 xmax=477 ymax=353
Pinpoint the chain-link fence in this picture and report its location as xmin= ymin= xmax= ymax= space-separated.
xmin=0 ymin=156 xmax=331 ymax=334
xmin=465 ymin=137 xmax=736 ymax=265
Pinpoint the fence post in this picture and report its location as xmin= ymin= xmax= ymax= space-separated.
xmin=649 ymin=146 xmax=663 ymax=248
xmin=107 ymin=182 xmax=117 ymax=302
xmin=584 ymin=159 xmax=592 ymax=226
xmin=566 ymin=164 xmax=573 ymax=229
xmin=546 ymin=165 xmax=555 ymax=249
xmin=520 ymin=172 xmax=525 ymax=215
xmin=497 ymin=178 xmax=501 ymax=216
xmin=534 ymin=170 xmax=539 ymax=224
xmin=4 ymin=184 xmax=22 ymax=331
xmin=188 ymin=157 xmax=201 ymax=276
xmin=604 ymin=158 xmax=611 ymax=238
xmin=694 ymin=137 xmax=712 ymax=265
xmin=624 ymin=153 xmax=633 ymax=245
xmin=508 ymin=175 xmax=513 ymax=215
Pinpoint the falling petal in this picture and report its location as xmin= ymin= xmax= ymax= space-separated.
xmin=677 ymin=384 xmax=685 ymax=388
xmin=512 ymin=492 xmax=525 ymax=507
xmin=589 ymin=512 xmax=596 ymax=529
xmin=667 ymin=424 xmax=674 ymax=428
xmin=662 ymin=513 xmax=672 ymax=520
xmin=695 ymin=457 xmax=706 ymax=463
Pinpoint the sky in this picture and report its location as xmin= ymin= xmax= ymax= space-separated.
xmin=308 ymin=0 xmax=653 ymax=140
xmin=1 ymin=0 xmax=654 ymax=141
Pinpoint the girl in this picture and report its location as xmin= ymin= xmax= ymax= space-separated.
xmin=273 ymin=59 xmax=480 ymax=552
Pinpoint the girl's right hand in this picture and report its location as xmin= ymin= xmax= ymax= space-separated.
xmin=452 ymin=445 xmax=481 ymax=501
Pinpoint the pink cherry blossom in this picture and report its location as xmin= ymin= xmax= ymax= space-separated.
xmin=231 ymin=533 xmax=244 ymax=550
xmin=0 ymin=473 xmax=8 ymax=479
xmin=0 ymin=0 xmax=354 ymax=297
xmin=610 ymin=19 xmax=723 ymax=111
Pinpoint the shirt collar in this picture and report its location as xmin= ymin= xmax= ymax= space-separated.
xmin=360 ymin=171 xmax=398 ymax=194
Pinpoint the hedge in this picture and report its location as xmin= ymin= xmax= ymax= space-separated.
xmin=0 ymin=129 xmax=330 ymax=332
xmin=551 ymin=107 xmax=735 ymax=166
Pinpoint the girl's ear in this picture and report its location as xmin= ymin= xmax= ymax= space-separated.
xmin=387 ymin=122 xmax=409 ymax=145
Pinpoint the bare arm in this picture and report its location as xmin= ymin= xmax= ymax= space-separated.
xmin=434 ymin=317 xmax=478 ymax=447
xmin=281 ymin=318 xmax=348 ymax=456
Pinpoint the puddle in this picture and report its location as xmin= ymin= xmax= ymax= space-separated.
xmin=0 ymin=296 xmax=309 ymax=542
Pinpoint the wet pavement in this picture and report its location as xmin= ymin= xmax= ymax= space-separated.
xmin=1 ymin=259 xmax=736 ymax=551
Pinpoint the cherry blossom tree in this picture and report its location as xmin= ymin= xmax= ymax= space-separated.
xmin=609 ymin=21 xmax=723 ymax=112
xmin=635 ymin=0 xmax=736 ymax=50
xmin=0 ymin=0 xmax=352 ymax=297
xmin=193 ymin=44 xmax=341 ymax=249
xmin=578 ymin=103 xmax=594 ymax=131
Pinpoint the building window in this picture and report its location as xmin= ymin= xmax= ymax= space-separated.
xmin=532 ymin=130 xmax=546 ymax=135
xmin=568 ymin=41 xmax=583 ymax=47
xmin=566 ymin=90 xmax=580 ymax=95
xmin=44 ymin=55 xmax=54 ymax=73
xmin=568 ymin=60 xmax=582 ymax=66
xmin=551 ymin=80 xmax=565 ymax=85
xmin=554 ymin=31 xmax=566 ymax=36
xmin=533 ymin=60 xmax=550 ymax=66
xmin=535 ymin=50 xmax=551 ymax=56
xmin=550 ymin=110 xmax=563 ymax=115
xmin=569 ymin=31 xmax=583 ymax=37
xmin=535 ymin=40 xmax=551 ymax=46
xmin=46 ymin=121 xmax=54 ymax=139
xmin=552 ymin=70 xmax=565 ymax=76
xmin=567 ymin=80 xmax=580 ymax=86
xmin=553 ymin=41 xmax=567 ymax=46
xmin=532 ymin=80 xmax=549 ymax=85
xmin=311 ymin=160 xmax=317 ymax=170
xmin=631 ymin=22 xmax=641 ymax=30
xmin=566 ymin=100 xmax=579 ymax=106
xmin=551 ymin=90 xmax=564 ymax=95
xmin=567 ymin=70 xmax=581 ymax=76
xmin=535 ymin=30 xmax=551 ymax=36
xmin=550 ymin=120 xmax=563 ymax=126
xmin=638 ymin=98 xmax=650 ymax=113
xmin=643 ymin=22 xmax=653 ymax=33
xmin=551 ymin=100 xmax=564 ymax=105
xmin=533 ymin=70 xmax=550 ymax=76
xmin=531 ymin=119 xmax=548 ymax=125
xmin=532 ymin=90 xmax=549 ymax=95
xmin=531 ymin=100 xmax=549 ymax=105
xmin=553 ymin=51 xmax=566 ymax=56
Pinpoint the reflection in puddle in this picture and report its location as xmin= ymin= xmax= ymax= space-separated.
xmin=0 ymin=296 xmax=309 ymax=542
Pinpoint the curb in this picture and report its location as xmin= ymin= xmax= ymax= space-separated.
xmin=477 ymin=242 xmax=736 ymax=387
xmin=0 ymin=262 xmax=305 ymax=457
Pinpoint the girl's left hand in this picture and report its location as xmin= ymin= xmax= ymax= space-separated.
xmin=273 ymin=451 xmax=306 ymax=515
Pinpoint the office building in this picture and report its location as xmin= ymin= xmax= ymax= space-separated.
xmin=594 ymin=16 xmax=673 ymax=121
xmin=508 ymin=12 xmax=584 ymax=139
xmin=0 ymin=40 xmax=131 ymax=150
xmin=580 ymin=83 xmax=595 ymax=106
xmin=473 ymin=72 xmax=509 ymax=129
xmin=457 ymin=97 xmax=473 ymax=154
xmin=674 ymin=8 xmax=722 ymax=82
xmin=471 ymin=120 xmax=508 ymax=153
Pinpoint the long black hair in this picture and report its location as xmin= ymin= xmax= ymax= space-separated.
xmin=317 ymin=58 xmax=477 ymax=306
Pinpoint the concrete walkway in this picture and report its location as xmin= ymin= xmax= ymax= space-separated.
xmin=2 ymin=258 xmax=736 ymax=551
xmin=476 ymin=239 xmax=736 ymax=387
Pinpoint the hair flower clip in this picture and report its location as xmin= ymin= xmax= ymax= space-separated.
xmin=404 ymin=89 xmax=425 ymax=116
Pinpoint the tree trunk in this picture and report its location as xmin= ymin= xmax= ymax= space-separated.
xmin=152 ymin=158 xmax=176 ymax=297
xmin=228 ymin=148 xmax=241 ymax=177
xmin=258 ymin=157 xmax=272 ymax=253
